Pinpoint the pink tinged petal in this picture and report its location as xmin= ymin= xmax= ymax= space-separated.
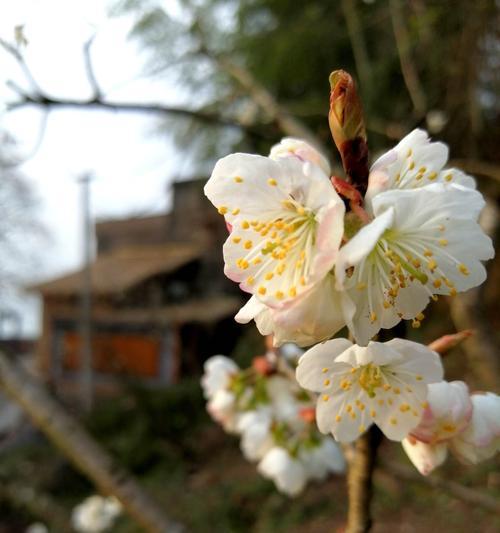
xmin=295 ymin=339 xmax=353 ymax=392
xmin=450 ymin=392 xmax=500 ymax=464
xmin=311 ymin=200 xmax=346 ymax=280
xmin=269 ymin=137 xmax=331 ymax=176
xmin=335 ymin=207 xmax=395 ymax=289
xmin=411 ymin=381 xmax=472 ymax=443
xmin=402 ymin=437 xmax=448 ymax=475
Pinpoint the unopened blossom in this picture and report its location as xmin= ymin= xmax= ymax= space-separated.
xmin=365 ymin=129 xmax=476 ymax=208
xmin=296 ymin=338 xmax=443 ymax=442
xmin=452 ymin=392 xmax=500 ymax=464
xmin=204 ymin=143 xmax=345 ymax=309
xmin=235 ymin=273 xmax=353 ymax=347
xmin=403 ymin=385 xmax=500 ymax=474
xmin=336 ymin=184 xmax=494 ymax=345
xmin=258 ymin=446 xmax=308 ymax=497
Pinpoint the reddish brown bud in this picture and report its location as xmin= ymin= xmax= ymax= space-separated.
xmin=428 ymin=330 xmax=474 ymax=355
xmin=252 ymin=355 xmax=274 ymax=376
xmin=298 ymin=407 xmax=316 ymax=424
xmin=329 ymin=70 xmax=369 ymax=195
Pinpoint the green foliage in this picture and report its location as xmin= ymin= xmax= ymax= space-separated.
xmin=111 ymin=0 xmax=499 ymax=168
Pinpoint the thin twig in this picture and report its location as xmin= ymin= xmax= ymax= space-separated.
xmin=389 ymin=0 xmax=426 ymax=117
xmin=381 ymin=460 xmax=500 ymax=515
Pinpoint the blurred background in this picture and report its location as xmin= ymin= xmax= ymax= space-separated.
xmin=0 ymin=0 xmax=498 ymax=531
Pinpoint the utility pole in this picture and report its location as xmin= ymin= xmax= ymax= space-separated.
xmin=79 ymin=173 xmax=93 ymax=412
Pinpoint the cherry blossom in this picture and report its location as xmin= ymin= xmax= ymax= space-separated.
xmin=336 ymin=184 xmax=494 ymax=345
xmin=204 ymin=144 xmax=345 ymax=309
xmin=296 ymin=338 xmax=443 ymax=442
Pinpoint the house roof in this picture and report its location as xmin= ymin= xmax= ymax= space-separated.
xmin=30 ymin=243 xmax=203 ymax=296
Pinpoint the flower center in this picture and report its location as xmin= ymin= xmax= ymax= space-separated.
xmin=357 ymin=364 xmax=383 ymax=398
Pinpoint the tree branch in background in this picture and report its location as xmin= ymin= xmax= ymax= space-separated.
xmin=341 ymin=0 xmax=372 ymax=97
xmin=389 ymin=0 xmax=427 ymax=117
xmin=380 ymin=460 xmax=500 ymax=515
xmin=449 ymin=290 xmax=500 ymax=390
xmin=212 ymin=51 xmax=326 ymax=152
xmin=83 ymin=35 xmax=103 ymax=101
xmin=0 ymin=351 xmax=183 ymax=533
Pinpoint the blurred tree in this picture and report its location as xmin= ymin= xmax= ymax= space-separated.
xmin=111 ymin=0 xmax=499 ymax=168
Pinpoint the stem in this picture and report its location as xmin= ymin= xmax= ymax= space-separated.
xmin=346 ymin=426 xmax=383 ymax=533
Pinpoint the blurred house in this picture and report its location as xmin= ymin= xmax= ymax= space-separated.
xmin=31 ymin=179 xmax=244 ymax=394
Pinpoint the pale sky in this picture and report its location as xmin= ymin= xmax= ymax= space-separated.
xmin=0 ymin=0 xmax=193 ymax=337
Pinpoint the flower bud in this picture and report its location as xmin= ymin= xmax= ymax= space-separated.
xmin=329 ymin=70 xmax=369 ymax=194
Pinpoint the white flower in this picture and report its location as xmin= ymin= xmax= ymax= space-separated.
xmin=451 ymin=392 xmax=500 ymax=464
xmin=402 ymin=383 xmax=500 ymax=474
xmin=206 ymin=388 xmax=240 ymax=433
xmin=410 ymin=381 xmax=472 ymax=444
xmin=269 ymin=137 xmax=331 ymax=176
xmin=296 ymin=338 xmax=443 ymax=442
xmin=237 ymin=408 xmax=274 ymax=461
xmin=235 ymin=274 xmax=353 ymax=347
xmin=299 ymin=438 xmax=346 ymax=481
xmin=336 ymin=184 xmax=494 ymax=345
xmin=204 ymin=144 xmax=345 ymax=309
xmin=258 ymin=446 xmax=307 ymax=496
xmin=365 ymin=129 xmax=476 ymax=208
xmin=72 ymin=495 xmax=122 ymax=533
xmin=201 ymin=355 xmax=239 ymax=399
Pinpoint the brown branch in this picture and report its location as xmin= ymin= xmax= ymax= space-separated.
xmin=381 ymin=460 xmax=500 ymax=515
xmin=0 ymin=351 xmax=183 ymax=533
xmin=346 ymin=426 xmax=383 ymax=533
xmin=341 ymin=0 xmax=372 ymax=93
xmin=449 ymin=290 xmax=500 ymax=390
xmin=83 ymin=35 xmax=102 ymax=100
xmin=389 ymin=0 xmax=426 ymax=117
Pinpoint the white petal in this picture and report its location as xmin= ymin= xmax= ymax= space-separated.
xmin=269 ymin=137 xmax=331 ymax=176
xmin=296 ymin=338 xmax=353 ymax=392
xmin=258 ymin=447 xmax=307 ymax=496
xmin=402 ymin=437 xmax=448 ymax=475
xmin=201 ymin=355 xmax=239 ymax=398
xmin=335 ymin=207 xmax=395 ymax=289
xmin=450 ymin=392 xmax=500 ymax=464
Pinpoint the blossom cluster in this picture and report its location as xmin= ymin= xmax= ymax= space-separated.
xmin=201 ymin=354 xmax=345 ymax=496
xmin=204 ymin=131 xmax=493 ymax=347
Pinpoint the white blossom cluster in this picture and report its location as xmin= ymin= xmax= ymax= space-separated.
xmin=204 ymin=131 xmax=499 ymax=478
xmin=205 ymin=131 xmax=493 ymax=346
xmin=201 ymin=355 xmax=345 ymax=496
xmin=71 ymin=495 xmax=122 ymax=533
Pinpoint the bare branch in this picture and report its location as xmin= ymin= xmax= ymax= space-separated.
xmin=381 ymin=460 xmax=500 ymax=515
xmin=341 ymin=0 xmax=372 ymax=93
xmin=0 ymin=37 xmax=43 ymax=95
xmin=83 ymin=35 xmax=103 ymax=100
xmin=389 ymin=0 xmax=427 ymax=117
